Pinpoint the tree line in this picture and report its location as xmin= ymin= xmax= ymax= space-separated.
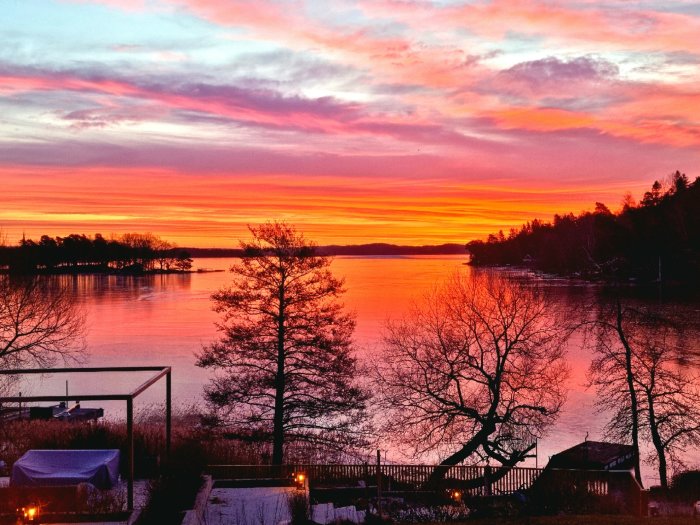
xmin=0 ymin=232 xmax=193 ymax=274
xmin=467 ymin=171 xmax=700 ymax=285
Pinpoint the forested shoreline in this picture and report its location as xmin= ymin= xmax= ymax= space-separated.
xmin=0 ymin=233 xmax=193 ymax=274
xmin=467 ymin=171 xmax=700 ymax=286
xmin=186 ymin=242 xmax=466 ymax=258
xmin=0 ymin=236 xmax=467 ymax=274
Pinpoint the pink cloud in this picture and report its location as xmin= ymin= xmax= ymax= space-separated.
xmin=0 ymin=66 xmax=366 ymax=133
xmin=442 ymin=0 xmax=700 ymax=54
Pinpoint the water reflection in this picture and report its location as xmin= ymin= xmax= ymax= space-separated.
xmin=50 ymin=272 xmax=193 ymax=303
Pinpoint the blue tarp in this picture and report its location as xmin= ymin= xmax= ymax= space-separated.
xmin=11 ymin=449 xmax=120 ymax=489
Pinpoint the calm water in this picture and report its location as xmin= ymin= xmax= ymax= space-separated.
xmin=11 ymin=256 xmax=699 ymax=483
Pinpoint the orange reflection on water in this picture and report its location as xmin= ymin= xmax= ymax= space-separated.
xmin=332 ymin=255 xmax=468 ymax=348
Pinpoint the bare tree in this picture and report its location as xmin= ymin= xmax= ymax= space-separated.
xmin=197 ymin=222 xmax=369 ymax=464
xmin=587 ymin=298 xmax=643 ymax=484
xmin=0 ymin=276 xmax=86 ymax=369
xmin=589 ymin=304 xmax=700 ymax=489
xmin=638 ymin=335 xmax=700 ymax=489
xmin=374 ymin=272 xmax=570 ymax=484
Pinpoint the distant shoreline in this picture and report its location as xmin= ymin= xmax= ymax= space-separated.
xmin=185 ymin=243 xmax=467 ymax=257
xmin=0 ymin=243 xmax=466 ymax=275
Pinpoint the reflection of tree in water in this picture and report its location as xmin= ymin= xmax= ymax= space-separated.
xmin=50 ymin=272 xmax=193 ymax=304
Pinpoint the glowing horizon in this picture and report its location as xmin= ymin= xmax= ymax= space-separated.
xmin=2 ymin=1 xmax=699 ymax=247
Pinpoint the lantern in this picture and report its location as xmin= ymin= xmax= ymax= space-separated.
xmin=293 ymin=472 xmax=306 ymax=489
xmin=18 ymin=504 xmax=40 ymax=523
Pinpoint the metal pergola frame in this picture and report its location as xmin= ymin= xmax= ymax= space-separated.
xmin=0 ymin=366 xmax=172 ymax=511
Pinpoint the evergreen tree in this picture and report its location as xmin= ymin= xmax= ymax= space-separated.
xmin=197 ymin=222 xmax=369 ymax=464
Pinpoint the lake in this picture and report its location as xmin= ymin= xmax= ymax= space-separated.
xmin=9 ymin=256 xmax=698 ymax=484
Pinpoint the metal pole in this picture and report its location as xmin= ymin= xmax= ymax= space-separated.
xmin=166 ymin=369 xmax=172 ymax=458
xmin=364 ymin=462 xmax=369 ymax=503
xmin=376 ymin=450 xmax=382 ymax=517
xmin=126 ymin=398 xmax=134 ymax=511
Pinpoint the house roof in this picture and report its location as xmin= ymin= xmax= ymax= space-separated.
xmin=546 ymin=441 xmax=636 ymax=470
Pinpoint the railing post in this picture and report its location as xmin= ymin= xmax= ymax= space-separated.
xmin=484 ymin=465 xmax=492 ymax=497
xmin=363 ymin=462 xmax=369 ymax=502
xmin=165 ymin=368 xmax=172 ymax=458
xmin=376 ymin=450 xmax=382 ymax=517
xmin=126 ymin=398 xmax=134 ymax=511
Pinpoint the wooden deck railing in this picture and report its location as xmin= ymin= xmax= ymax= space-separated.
xmin=205 ymin=463 xmax=646 ymax=514
xmin=206 ymin=463 xmax=544 ymax=495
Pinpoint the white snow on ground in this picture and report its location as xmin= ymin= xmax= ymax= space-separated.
xmin=205 ymin=486 xmax=295 ymax=525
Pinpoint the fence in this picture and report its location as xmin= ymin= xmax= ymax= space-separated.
xmin=206 ymin=463 xmax=543 ymax=495
xmin=206 ymin=463 xmax=647 ymax=514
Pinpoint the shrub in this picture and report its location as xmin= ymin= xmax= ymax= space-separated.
xmin=135 ymin=438 xmax=207 ymax=525
xmin=287 ymin=490 xmax=310 ymax=525
xmin=391 ymin=505 xmax=471 ymax=523
xmin=670 ymin=470 xmax=700 ymax=502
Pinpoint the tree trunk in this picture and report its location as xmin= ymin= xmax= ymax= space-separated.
xmin=646 ymin=389 xmax=668 ymax=490
xmin=616 ymin=299 xmax=643 ymax=485
xmin=426 ymin=424 xmax=494 ymax=485
xmin=272 ymin=289 xmax=286 ymax=466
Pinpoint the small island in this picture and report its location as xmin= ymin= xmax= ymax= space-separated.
xmin=0 ymin=233 xmax=193 ymax=275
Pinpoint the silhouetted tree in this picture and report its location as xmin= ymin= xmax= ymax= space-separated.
xmin=589 ymin=305 xmax=700 ymax=489
xmin=197 ymin=222 xmax=369 ymax=464
xmin=374 ymin=272 xmax=570 ymax=483
xmin=636 ymin=331 xmax=700 ymax=489
xmin=642 ymin=180 xmax=664 ymax=207
xmin=587 ymin=299 xmax=644 ymax=484
xmin=172 ymin=251 xmax=193 ymax=272
xmin=0 ymin=276 xmax=86 ymax=369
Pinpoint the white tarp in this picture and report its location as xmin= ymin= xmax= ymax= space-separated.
xmin=11 ymin=449 xmax=120 ymax=489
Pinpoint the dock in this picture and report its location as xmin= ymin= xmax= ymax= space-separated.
xmin=0 ymin=402 xmax=103 ymax=422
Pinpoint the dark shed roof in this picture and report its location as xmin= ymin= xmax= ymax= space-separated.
xmin=546 ymin=441 xmax=635 ymax=470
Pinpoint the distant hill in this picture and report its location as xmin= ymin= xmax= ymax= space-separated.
xmin=186 ymin=243 xmax=466 ymax=257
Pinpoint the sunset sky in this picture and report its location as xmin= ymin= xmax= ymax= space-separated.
xmin=2 ymin=0 xmax=699 ymax=247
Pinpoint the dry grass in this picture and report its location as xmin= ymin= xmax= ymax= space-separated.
xmin=0 ymin=403 xmax=269 ymax=474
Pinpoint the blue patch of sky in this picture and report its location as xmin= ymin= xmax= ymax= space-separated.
xmin=2 ymin=0 xmax=271 ymax=73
